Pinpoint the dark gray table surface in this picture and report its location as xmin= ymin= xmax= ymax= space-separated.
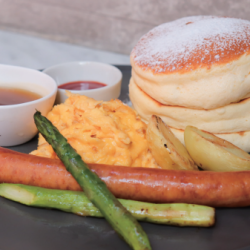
xmin=3 ymin=65 xmax=250 ymax=250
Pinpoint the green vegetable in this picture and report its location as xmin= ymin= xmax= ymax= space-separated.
xmin=0 ymin=183 xmax=215 ymax=227
xmin=34 ymin=111 xmax=151 ymax=250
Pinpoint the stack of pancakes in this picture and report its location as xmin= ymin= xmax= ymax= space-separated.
xmin=129 ymin=16 xmax=250 ymax=152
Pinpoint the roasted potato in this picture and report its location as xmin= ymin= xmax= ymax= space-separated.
xmin=184 ymin=125 xmax=250 ymax=171
xmin=147 ymin=116 xmax=198 ymax=170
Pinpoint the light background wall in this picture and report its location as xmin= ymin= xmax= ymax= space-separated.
xmin=0 ymin=0 xmax=249 ymax=54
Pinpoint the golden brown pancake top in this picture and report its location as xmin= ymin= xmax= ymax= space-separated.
xmin=131 ymin=16 xmax=250 ymax=74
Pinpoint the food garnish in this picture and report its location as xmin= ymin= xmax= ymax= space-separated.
xmin=34 ymin=111 xmax=151 ymax=250
xmin=0 ymin=183 xmax=215 ymax=227
xmin=147 ymin=115 xmax=198 ymax=170
xmin=185 ymin=125 xmax=250 ymax=171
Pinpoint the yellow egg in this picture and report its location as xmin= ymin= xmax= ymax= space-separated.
xmin=31 ymin=92 xmax=159 ymax=168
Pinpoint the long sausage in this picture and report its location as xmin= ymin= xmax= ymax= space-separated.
xmin=1 ymin=147 xmax=250 ymax=207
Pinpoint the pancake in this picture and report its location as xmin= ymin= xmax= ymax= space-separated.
xmin=129 ymin=78 xmax=250 ymax=133
xmin=131 ymin=16 xmax=250 ymax=109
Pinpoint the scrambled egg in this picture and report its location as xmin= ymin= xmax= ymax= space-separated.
xmin=31 ymin=93 xmax=159 ymax=168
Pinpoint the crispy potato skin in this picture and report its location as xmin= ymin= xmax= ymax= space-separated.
xmin=146 ymin=117 xmax=177 ymax=169
xmin=184 ymin=125 xmax=250 ymax=171
xmin=147 ymin=116 xmax=198 ymax=170
xmin=1 ymin=147 xmax=250 ymax=207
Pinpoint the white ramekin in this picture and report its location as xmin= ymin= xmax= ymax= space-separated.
xmin=43 ymin=61 xmax=122 ymax=104
xmin=0 ymin=64 xmax=57 ymax=146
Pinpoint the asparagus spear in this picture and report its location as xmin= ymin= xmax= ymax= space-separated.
xmin=34 ymin=111 xmax=151 ymax=250
xmin=0 ymin=183 xmax=215 ymax=227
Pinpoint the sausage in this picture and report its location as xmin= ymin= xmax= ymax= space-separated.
xmin=0 ymin=147 xmax=82 ymax=191
xmin=93 ymin=163 xmax=250 ymax=207
xmin=1 ymin=147 xmax=250 ymax=207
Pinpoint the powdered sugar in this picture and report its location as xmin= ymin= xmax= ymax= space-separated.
xmin=132 ymin=16 xmax=250 ymax=73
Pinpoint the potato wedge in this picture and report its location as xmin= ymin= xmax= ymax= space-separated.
xmin=147 ymin=116 xmax=177 ymax=169
xmin=184 ymin=125 xmax=250 ymax=171
xmin=147 ymin=115 xmax=198 ymax=170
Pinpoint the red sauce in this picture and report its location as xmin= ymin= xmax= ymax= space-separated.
xmin=58 ymin=81 xmax=107 ymax=90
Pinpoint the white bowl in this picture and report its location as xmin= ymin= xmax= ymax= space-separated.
xmin=43 ymin=61 xmax=122 ymax=104
xmin=0 ymin=64 xmax=57 ymax=147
